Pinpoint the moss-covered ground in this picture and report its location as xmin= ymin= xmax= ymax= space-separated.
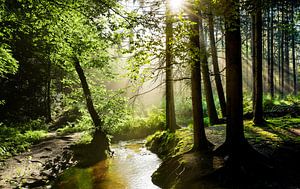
xmin=146 ymin=117 xmax=300 ymax=188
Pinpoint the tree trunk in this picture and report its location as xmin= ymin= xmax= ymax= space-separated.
xmin=208 ymin=10 xmax=226 ymax=119
xmin=253 ymin=0 xmax=264 ymax=125
xmin=188 ymin=4 xmax=210 ymax=151
xmin=270 ymin=3 xmax=274 ymax=98
xmin=74 ymin=58 xmax=102 ymax=128
xmin=74 ymin=57 xmax=110 ymax=162
xmin=292 ymin=4 xmax=297 ymax=95
xmin=281 ymin=4 xmax=285 ymax=96
xmin=199 ymin=15 xmax=219 ymax=125
xmin=165 ymin=0 xmax=177 ymax=132
xmin=251 ymin=13 xmax=256 ymax=103
xmin=45 ymin=61 xmax=52 ymax=123
xmin=73 ymin=57 xmax=110 ymax=162
xmin=267 ymin=6 xmax=271 ymax=96
xmin=223 ymin=0 xmax=247 ymax=158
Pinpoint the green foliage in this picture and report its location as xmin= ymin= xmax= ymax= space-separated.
xmin=0 ymin=45 xmax=18 ymax=77
xmin=110 ymin=108 xmax=165 ymax=141
xmin=0 ymin=120 xmax=48 ymax=159
xmin=243 ymin=94 xmax=253 ymax=114
xmin=56 ymin=113 xmax=93 ymax=135
xmin=175 ymin=96 xmax=193 ymax=126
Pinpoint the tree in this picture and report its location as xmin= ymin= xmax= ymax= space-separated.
xmin=223 ymin=0 xmax=246 ymax=158
xmin=252 ymin=0 xmax=264 ymax=125
xmin=208 ymin=8 xmax=226 ymax=119
xmin=188 ymin=1 xmax=211 ymax=151
xmin=165 ymin=0 xmax=177 ymax=132
xmin=199 ymin=12 xmax=220 ymax=125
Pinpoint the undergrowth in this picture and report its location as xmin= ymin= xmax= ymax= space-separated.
xmin=0 ymin=119 xmax=48 ymax=160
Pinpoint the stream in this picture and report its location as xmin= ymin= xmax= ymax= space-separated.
xmin=54 ymin=140 xmax=162 ymax=189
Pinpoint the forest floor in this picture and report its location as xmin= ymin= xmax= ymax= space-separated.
xmin=0 ymin=132 xmax=83 ymax=188
xmin=0 ymin=117 xmax=299 ymax=189
xmin=148 ymin=117 xmax=300 ymax=189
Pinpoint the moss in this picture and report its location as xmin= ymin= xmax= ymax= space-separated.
xmin=146 ymin=128 xmax=193 ymax=160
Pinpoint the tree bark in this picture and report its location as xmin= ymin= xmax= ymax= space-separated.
xmin=270 ymin=2 xmax=275 ymax=98
xmin=281 ymin=3 xmax=285 ymax=96
xmin=199 ymin=14 xmax=219 ymax=125
xmin=292 ymin=3 xmax=297 ymax=95
xmin=208 ymin=10 xmax=226 ymax=119
xmin=45 ymin=61 xmax=52 ymax=123
xmin=74 ymin=57 xmax=102 ymax=128
xmin=165 ymin=0 xmax=177 ymax=132
xmin=224 ymin=0 xmax=247 ymax=157
xmin=73 ymin=57 xmax=110 ymax=163
xmin=253 ymin=0 xmax=264 ymax=125
xmin=188 ymin=4 xmax=210 ymax=151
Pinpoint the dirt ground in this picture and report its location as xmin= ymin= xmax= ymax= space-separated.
xmin=0 ymin=132 xmax=82 ymax=189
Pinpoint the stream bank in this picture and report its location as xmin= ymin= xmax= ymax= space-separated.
xmin=147 ymin=124 xmax=300 ymax=189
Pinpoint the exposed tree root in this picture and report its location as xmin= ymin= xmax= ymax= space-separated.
xmin=209 ymin=142 xmax=275 ymax=188
xmin=71 ymin=129 xmax=110 ymax=167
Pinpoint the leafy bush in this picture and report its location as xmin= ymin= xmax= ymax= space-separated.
xmin=110 ymin=107 xmax=165 ymax=141
xmin=56 ymin=113 xmax=93 ymax=135
xmin=0 ymin=122 xmax=47 ymax=159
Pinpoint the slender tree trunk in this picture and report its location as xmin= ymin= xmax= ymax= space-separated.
xmin=208 ymin=10 xmax=226 ymax=119
xmin=284 ymin=30 xmax=289 ymax=93
xmin=281 ymin=4 xmax=285 ymax=96
xmin=270 ymin=3 xmax=275 ymax=98
xmin=267 ymin=6 xmax=271 ymax=96
xmin=45 ymin=61 xmax=52 ymax=123
xmin=189 ymin=4 xmax=210 ymax=151
xmin=253 ymin=0 xmax=264 ymax=125
xmin=246 ymin=22 xmax=250 ymax=89
xmin=292 ymin=4 xmax=297 ymax=95
xmin=73 ymin=57 xmax=110 ymax=159
xmin=74 ymin=58 xmax=102 ymax=128
xmin=199 ymin=14 xmax=219 ymax=125
xmin=251 ymin=13 xmax=256 ymax=101
xmin=165 ymin=0 xmax=177 ymax=132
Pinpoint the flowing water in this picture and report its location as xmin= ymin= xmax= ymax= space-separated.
xmin=55 ymin=140 xmax=161 ymax=189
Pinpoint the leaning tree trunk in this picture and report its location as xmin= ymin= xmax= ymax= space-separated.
xmin=208 ymin=10 xmax=226 ymax=119
xmin=73 ymin=57 xmax=109 ymax=161
xmin=189 ymin=4 xmax=211 ymax=151
xmin=199 ymin=14 xmax=219 ymax=125
xmin=74 ymin=58 xmax=102 ymax=127
xmin=165 ymin=0 xmax=177 ymax=132
xmin=253 ymin=0 xmax=264 ymax=125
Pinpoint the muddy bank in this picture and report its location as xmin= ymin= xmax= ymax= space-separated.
xmin=0 ymin=132 xmax=83 ymax=188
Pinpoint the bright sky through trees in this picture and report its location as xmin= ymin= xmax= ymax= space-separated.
xmin=170 ymin=0 xmax=184 ymax=12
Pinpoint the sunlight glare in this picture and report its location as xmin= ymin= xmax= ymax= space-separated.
xmin=170 ymin=0 xmax=184 ymax=12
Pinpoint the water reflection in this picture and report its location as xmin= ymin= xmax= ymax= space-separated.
xmin=55 ymin=140 xmax=161 ymax=189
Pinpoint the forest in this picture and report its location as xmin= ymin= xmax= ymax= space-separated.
xmin=0 ymin=0 xmax=300 ymax=188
